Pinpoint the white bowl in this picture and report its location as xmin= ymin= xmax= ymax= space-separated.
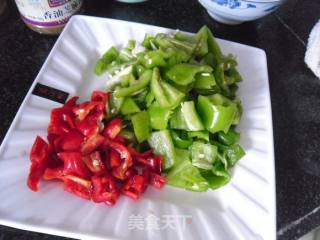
xmin=199 ymin=0 xmax=286 ymax=25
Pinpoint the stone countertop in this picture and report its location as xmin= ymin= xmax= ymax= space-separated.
xmin=0 ymin=0 xmax=319 ymax=239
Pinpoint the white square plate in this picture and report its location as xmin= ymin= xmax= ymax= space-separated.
xmin=0 ymin=15 xmax=275 ymax=240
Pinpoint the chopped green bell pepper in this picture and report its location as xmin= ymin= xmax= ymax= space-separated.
xmin=191 ymin=141 xmax=217 ymax=170
xmin=148 ymin=103 xmax=172 ymax=130
xmin=166 ymin=63 xmax=213 ymax=86
xmin=118 ymin=40 xmax=136 ymax=63
xmin=131 ymin=111 xmax=150 ymax=143
xmin=197 ymin=94 xmax=237 ymax=133
xmin=194 ymin=72 xmax=216 ymax=89
xmin=142 ymin=34 xmax=157 ymax=50
xmin=139 ymin=50 xmax=167 ymax=69
xmin=114 ymin=69 xmax=152 ymax=98
xmin=148 ymin=129 xmax=176 ymax=169
xmin=120 ymin=72 xmax=135 ymax=87
xmin=187 ymin=131 xmax=210 ymax=141
xmin=232 ymin=99 xmax=243 ymax=125
xmin=107 ymin=91 xmax=124 ymax=117
xmin=120 ymin=97 xmax=141 ymax=115
xmin=194 ymin=26 xmax=209 ymax=57
xmin=171 ymin=130 xmax=193 ymax=149
xmin=167 ymin=148 xmax=209 ymax=192
xmin=170 ymin=101 xmax=204 ymax=131
xmin=200 ymin=161 xmax=230 ymax=189
xmin=95 ymin=47 xmax=119 ymax=76
xmin=206 ymin=26 xmax=223 ymax=62
xmin=151 ymin=68 xmax=170 ymax=107
xmin=151 ymin=68 xmax=185 ymax=108
xmin=224 ymin=144 xmax=245 ymax=167
xmin=145 ymin=91 xmax=155 ymax=107
xmin=161 ymin=81 xmax=185 ymax=108
xmin=134 ymin=64 xmax=146 ymax=78
xmin=217 ymin=128 xmax=240 ymax=146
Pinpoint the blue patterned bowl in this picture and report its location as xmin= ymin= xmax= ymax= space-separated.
xmin=199 ymin=0 xmax=285 ymax=25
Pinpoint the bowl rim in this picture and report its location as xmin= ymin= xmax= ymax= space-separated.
xmin=206 ymin=0 xmax=283 ymax=3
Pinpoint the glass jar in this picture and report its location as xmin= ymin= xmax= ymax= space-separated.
xmin=15 ymin=0 xmax=83 ymax=35
xmin=0 ymin=0 xmax=8 ymax=22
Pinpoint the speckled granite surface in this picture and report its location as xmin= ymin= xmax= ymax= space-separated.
xmin=0 ymin=0 xmax=319 ymax=239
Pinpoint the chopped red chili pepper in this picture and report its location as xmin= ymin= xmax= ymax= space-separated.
xmin=149 ymin=172 xmax=166 ymax=189
xmin=103 ymin=118 xmax=122 ymax=139
xmin=91 ymin=175 xmax=119 ymax=206
xmin=47 ymin=108 xmax=71 ymax=135
xmin=81 ymin=134 xmax=104 ymax=155
xmin=82 ymin=151 xmax=106 ymax=174
xmin=107 ymin=141 xmax=133 ymax=180
xmin=91 ymin=91 xmax=108 ymax=106
xmin=121 ymin=175 xmax=147 ymax=200
xmin=113 ymin=135 xmax=126 ymax=145
xmin=124 ymin=168 xmax=138 ymax=180
xmin=43 ymin=167 xmax=64 ymax=181
xmin=134 ymin=155 xmax=162 ymax=174
xmin=58 ymin=152 xmax=91 ymax=179
xmin=64 ymin=96 xmax=79 ymax=109
xmin=128 ymin=147 xmax=153 ymax=159
xmin=73 ymin=101 xmax=99 ymax=121
xmin=109 ymin=149 xmax=121 ymax=169
xmin=27 ymin=136 xmax=49 ymax=191
xmin=76 ymin=117 xmax=99 ymax=137
xmin=27 ymin=91 xmax=166 ymax=206
xmin=64 ymin=175 xmax=92 ymax=200
xmin=54 ymin=130 xmax=84 ymax=152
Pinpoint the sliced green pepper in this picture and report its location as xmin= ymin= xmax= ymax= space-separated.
xmin=151 ymin=68 xmax=185 ymax=108
xmin=197 ymin=94 xmax=237 ymax=133
xmin=166 ymin=63 xmax=212 ymax=86
xmin=131 ymin=111 xmax=150 ymax=143
xmin=148 ymin=129 xmax=176 ymax=169
xmin=142 ymin=34 xmax=157 ymax=50
xmin=131 ymin=89 xmax=148 ymax=107
xmin=114 ymin=69 xmax=152 ymax=98
xmin=118 ymin=40 xmax=136 ymax=63
xmin=171 ymin=130 xmax=193 ymax=149
xmin=154 ymin=34 xmax=196 ymax=55
xmin=194 ymin=72 xmax=216 ymax=89
xmin=167 ymin=148 xmax=209 ymax=192
xmin=169 ymin=106 xmax=188 ymax=130
xmin=232 ymin=99 xmax=243 ymax=125
xmin=170 ymin=101 xmax=204 ymax=131
xmin=191 ymin=141 xmax=217 ymax=170
xmin=200 ymin=161 xmax=230 ymax=189
xmin=120 ymin=72 xmax=135 ymax=87
xmin=139 ymin=50 xmax=167 ymax=69
xmin=188 ymin=131 xmax=210 ymax=141
xmin=194 ymin=26 xmax=209 ymax=57
xmin=206 ymin=26 xmax=223 ymax=61
xmin=148 ymin=103 xmax=172 ymax=130
xmin=174 ymin=31 xmax=196 ymax=44
xmin=161 ymin=81 xmax=185 ymax=108
xmin=217 ymin=128 xmax=240 ymax=146
xmin=120 ymin=97 xmax=141 ymax=115
xmin=95 ymin=47 xmax=119 ymax=76
xmin=151 ymin=68 xmax=170 ymax=107
xmin=224 ymin=144 xmax=245 ymax=167
xmin=107 ymin=91 xmax=124 ymax=117
xmin=134 ymin=64 xmax=146 ymax=78
xmin=181 ymin=101 xmax=204 ymax=131
xmin=145 ymin=91 xmax=155 ymax=107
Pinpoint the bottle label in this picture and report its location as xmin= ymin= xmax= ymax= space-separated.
xmin=15 ymin=0 xmax=82 ymax=27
